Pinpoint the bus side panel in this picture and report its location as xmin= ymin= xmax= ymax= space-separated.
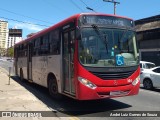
xmin=32 ymin=56 xmax=44 ymax=86
xmin=47 ymin=55 xmax=62 ymax=92
xmin=17 ymin=57 xmax=27 ymax=79
xmin=32 ymin=55 xmax=61 ymax=91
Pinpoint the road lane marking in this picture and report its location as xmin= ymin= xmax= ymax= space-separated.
xmin=69 ymin=116 xmax=80 ymax=120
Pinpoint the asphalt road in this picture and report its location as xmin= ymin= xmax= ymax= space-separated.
xmin=0 ymin=59 xmax=14 ymax=75
xmin=0 ymin=60 xmax=160 ymax=120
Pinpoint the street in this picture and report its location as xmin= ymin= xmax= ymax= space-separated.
xmin=0 ymin=59 xmax=14 ymax=74
xmin=0 ymin=60 xmax=160 ymax=120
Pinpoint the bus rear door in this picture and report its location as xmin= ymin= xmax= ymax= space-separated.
xmin=27 ymin=43 xmax=33 ymax=81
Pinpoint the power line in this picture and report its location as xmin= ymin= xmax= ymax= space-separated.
xmin=70 ymin=0 xmax=84 ymax=12
xmin=0 ymin=16 xmax=49 ymax=27
xmin=93 ymin=1 xmax=103 ymax=9
xmin=103 ymin=0 xmax=120 ymax=15
xmin=41 ymin=0 xmax=71 ymax=15
xmin=79 ymin=0 xmax=96 ymax=12
xmin=79 ymin=0 xmax=88 ymax=7
xmin=96 ymin=4 xmax=108 ymax=12
xmin=94 ymin=2 xmax=107 ymax=10
xmin=0 ymin=8 xmax=53 ymax=24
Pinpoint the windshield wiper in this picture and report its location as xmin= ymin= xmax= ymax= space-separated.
xmin=118 ymin=28 xmax=131 ymax=53
xmin=119 ymin=27 xmax=129 ymax=41
xmin=91 ymin=24 xmax=109 ymax=54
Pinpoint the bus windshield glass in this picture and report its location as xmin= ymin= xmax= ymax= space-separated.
xmin=78 ymin=28 xmax=139 ymax=67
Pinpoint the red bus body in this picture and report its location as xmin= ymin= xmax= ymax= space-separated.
xmin=14 ymin=13 xmax=140 ymax=100
xmin=76 ymin=63 xmax=140 ymax=100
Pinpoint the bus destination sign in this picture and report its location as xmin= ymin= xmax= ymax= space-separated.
xmin=81 ymin=15 xmax=134 ymax=27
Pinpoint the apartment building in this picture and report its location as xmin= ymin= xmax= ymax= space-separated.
xmin=0 ymin=20 xmax=8 ymax=55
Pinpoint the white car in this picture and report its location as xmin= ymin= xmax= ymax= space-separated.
xmin=140 ymin=61 xmax=156 ymax=71
xmin=140 ymin=66 xmax=160 ymax=89
xmin=0 ymin=57 xmax=4 ymax=61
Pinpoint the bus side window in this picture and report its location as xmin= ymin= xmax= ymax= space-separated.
xmin=33 ymin=38 xmax=40 ymax=56
xmin=15 ymin=46 xmax=18 ymax=58
xmin=17 ymin=46 xmax=19 ymax=57
xmin=19 ymin=45 xmax=21 ymax=57
xmin=49 ymin=29 xmax=60 ymax=55
xmin=33 ymin=40 xmax=36 ymax=56
xmin=24 ymin=43 xmax=27 ymax=57
xmin=20 ymin=44 xmax=24 ymax=57
xmin=40 ymin=34 xmax=49 ymax=55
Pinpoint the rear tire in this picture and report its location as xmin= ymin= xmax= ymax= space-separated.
xmin=48 ymin=76 xmax=62 ymax=99
xmin=143 ymin=79 xmax=153 ymax=90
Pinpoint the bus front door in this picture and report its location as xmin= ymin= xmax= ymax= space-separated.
xmin=62 ymin=30 xmax=75 ymax=96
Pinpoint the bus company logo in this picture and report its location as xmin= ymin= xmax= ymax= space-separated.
xmin=114 ymin=80 xmax=118 ymax=85
xmin=2 ymin=112 xmax=11 ymax=117
xmin=127 ymin=79 xmax=132 ymax=83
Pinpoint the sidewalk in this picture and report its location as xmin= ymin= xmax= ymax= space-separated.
xmin=0 ymin=67 xmax=70 ymax=120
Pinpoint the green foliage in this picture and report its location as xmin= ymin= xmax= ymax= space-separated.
xmin=8 ymin=47 xmax=14 ymax=57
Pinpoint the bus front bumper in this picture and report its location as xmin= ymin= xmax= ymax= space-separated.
xmin=77 ymin=81 xmax=140 ymax=100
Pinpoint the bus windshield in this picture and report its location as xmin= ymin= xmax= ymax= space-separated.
xmin=78 ymin=28 xmax=139 ymax=67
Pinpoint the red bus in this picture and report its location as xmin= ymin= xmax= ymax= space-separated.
xmin=14 ymin=13 xmax=140 ymax=100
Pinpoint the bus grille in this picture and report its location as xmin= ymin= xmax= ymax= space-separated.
xmin=90 ymin=70 xmax=134 ymax=80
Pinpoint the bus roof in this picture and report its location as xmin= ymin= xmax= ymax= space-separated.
xmin=15 ymin=13 xmax=133 ymax=46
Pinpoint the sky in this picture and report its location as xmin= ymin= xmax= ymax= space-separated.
xmin=0 ymin=0 xmax=160 ymax=38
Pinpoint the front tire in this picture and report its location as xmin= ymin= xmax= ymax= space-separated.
xmin=48 ymin=76 xmax=62 ymax=99
xmin=143 ymin=79 xmax=153 ymax=90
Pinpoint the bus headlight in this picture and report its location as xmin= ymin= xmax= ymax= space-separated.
xmin=78 ymin=77 xmax=97 ymax=89
xmin=132 ymin=76 xmax=140 ymax=86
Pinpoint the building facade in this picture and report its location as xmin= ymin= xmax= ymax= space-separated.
xmin=135 ymin=15 xmax=160 ymax=66
xmin=0 ymin=20 xmax=8 ymax=55
xmin=8 ymin=29 xmax=22 ymax=48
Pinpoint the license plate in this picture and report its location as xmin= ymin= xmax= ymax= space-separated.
xmin=110 ymin=91 xmax=128 ymax=96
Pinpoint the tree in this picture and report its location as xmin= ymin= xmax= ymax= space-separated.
xmin=8 ymin=47 xmax=14 ymax=57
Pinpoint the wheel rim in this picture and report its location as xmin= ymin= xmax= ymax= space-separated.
xmin=144 ymin=80 xmax=152 ymax=89
xmin=49 ymin=79 xmax=58 ymax=95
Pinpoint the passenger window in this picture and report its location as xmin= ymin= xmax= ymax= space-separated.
xmin=49 ymin=29 xmax=60 ymax=54
xmin=19 ymin=44 xmax=25 ymax=57
xmin=24 ymin=44 xmax=27 ymax=57
xmin=40 ymin=34 xmax=49 ymax=55
xmin=33 ymin=38 xmax=40 ymax=56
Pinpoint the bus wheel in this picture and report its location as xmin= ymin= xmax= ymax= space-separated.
xmin=20 ymin=69 xmax=24 ymax=82
xmin=48 ymin=76 xmax=62 ymax=99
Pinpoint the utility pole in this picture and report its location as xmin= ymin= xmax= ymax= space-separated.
xmin=103 ymin=0 xmax=120 ymax=15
